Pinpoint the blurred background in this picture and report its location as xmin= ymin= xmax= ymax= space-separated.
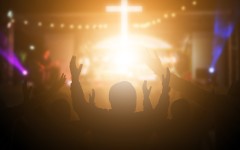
xmin=0 ymin=0 xmax=240 ymax=109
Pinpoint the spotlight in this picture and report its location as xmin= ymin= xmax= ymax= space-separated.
xmin=209 ymin=67 xmax=215 ymax=74
xmin=22 ymin=70 xmax=28 ymax=76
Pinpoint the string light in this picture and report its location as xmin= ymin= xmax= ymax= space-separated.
xmin=103 ymin=24 xmax=108 ymax=29
xmin=85 ymin=25 xmax=90 ymax=29
xmin=98 ymin=24 xmax=103 ymax=29
xmin=181 ymin=6 xmax=186 ymax=11
xmin=164 ymin=13 xmax=169 ymax=19
xmin=92 ymin=24 xmax=97 ymax=29
xmin=60 ymin=23 xmax=65 ymax=28
xmin=69 ymin=24 xmax=75 ymax=29
xmin=171 ymin=12 xmax=176 ymax=18
xmin=50 ymin=23 xmax=55 ymax=28
xmin=157 ymin=19 xmax=161 ymax=22
xmin=38 ymin=22 xmax=42 ymax=27
xmin=23 ymin=20 xmax=29 ymax=25
xmin=192 ymin=1 xmax=197 ymax=6
xmin=78 ymin=25 xmax=82 ymax=29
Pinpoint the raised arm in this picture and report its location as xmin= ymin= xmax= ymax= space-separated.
xmin=70 ymin=56 xmax=89 ymax=115
xmin=156 ymin=69 xmax=170 ymax=118
xmin=142 ymin=80 xmax=153 ymax=112
xmin=146 ymin=52 xmax=215 ymax=106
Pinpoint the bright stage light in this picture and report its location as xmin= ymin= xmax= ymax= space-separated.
xmin=22 ymin=70 xmax=28 ymax=76
xmin=0 ymin=49 xmax=28 ymax=76
xmin=209 ymin=67 xmax=215 ymax=74
xmin=92 ymin=34 xmax=172 ymax=81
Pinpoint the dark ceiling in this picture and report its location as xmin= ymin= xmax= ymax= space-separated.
xmin=2 ymin=0 xmax=239 ymax=14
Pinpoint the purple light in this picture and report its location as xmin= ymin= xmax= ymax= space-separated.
xmin=0 ymin=49 xmax=28 ymax=76
xmin=210 ymin=11 xmax=236 ymax=70
xmin=22 ymin=70 xmax=28 ymax=76
xmin=209 ymin=67 xmax=215 ymax=74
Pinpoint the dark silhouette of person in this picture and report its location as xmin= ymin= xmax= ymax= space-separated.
xmin=70 ymin=56 xmax=153 ymax=150
xmin=154 ymin=69 xmax=206 ymax=150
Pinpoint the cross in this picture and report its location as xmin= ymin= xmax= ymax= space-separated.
xmin=106 ymin=0 xmax=142 ymax=39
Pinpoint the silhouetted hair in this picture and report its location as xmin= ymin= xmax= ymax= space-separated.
xmin=109 ymin=81 xmax=137 ymax=113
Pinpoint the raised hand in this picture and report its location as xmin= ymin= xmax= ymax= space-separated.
xmin=155 ymin=68 xmax=171 ymax=117
xmin=144 ymin=50 xmax=165 ymax=77
xmin=142 ymin=80 xmax=152 ymax=99
xmin=142 ymin=80 xmax=153 ymax=111
xmin=70 ymin=56 xmax=83 ymax=81
xmin=162 ymin=68 xmax=170 ymax=94
xmin=57 ymin=73 xmax=67 ymax=87
xmin=89 ymin=89 xmax=96 ymax=106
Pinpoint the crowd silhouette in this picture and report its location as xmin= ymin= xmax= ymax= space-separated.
xmin=0 ymin=54 xmax=240 ymax=150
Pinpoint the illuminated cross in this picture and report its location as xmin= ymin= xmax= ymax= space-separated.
xmin=106 ymin=0 xmax=142 ymax=39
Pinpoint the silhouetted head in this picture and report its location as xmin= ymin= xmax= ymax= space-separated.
xmin=49 ymin=99 xmax=71 ymax=123
xmin=171 ymin=99 xmax=190 ymax=121
xmin=109 ymin=81 xmax=137 ymax=113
